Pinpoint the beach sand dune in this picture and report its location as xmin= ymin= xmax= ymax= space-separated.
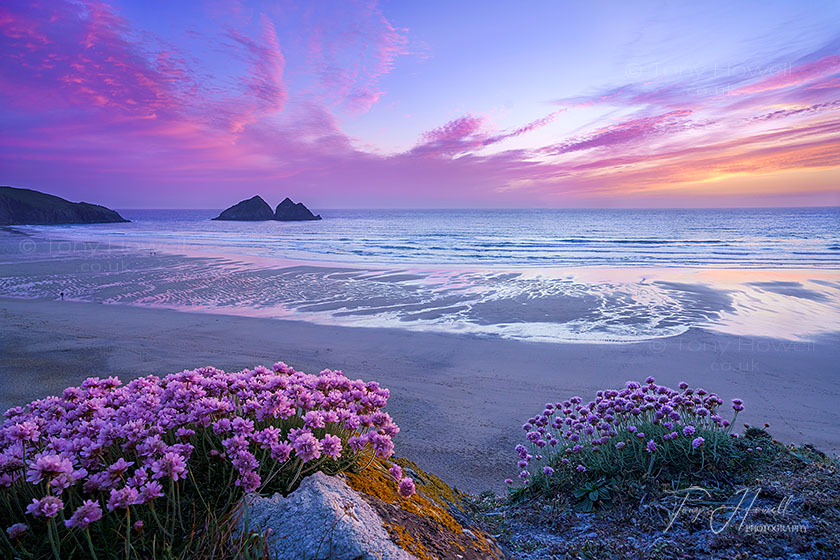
xmin=1 ymin=297 xmax=837 ymax=492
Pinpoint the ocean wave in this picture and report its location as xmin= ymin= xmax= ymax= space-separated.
xmin=553 ymin=238 xmax=728 ymax=245
xmin=12 ymin=207 xmax=840 ymax=269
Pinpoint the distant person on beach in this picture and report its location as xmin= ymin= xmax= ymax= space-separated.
xmin=59 ymin=292 xmax=64 ymax=300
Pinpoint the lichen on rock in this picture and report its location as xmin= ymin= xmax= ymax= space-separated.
xmin=239 ymin=460 xmax=505 ymax=560
xmin=345 ymin=458 xmax=505 ymax=560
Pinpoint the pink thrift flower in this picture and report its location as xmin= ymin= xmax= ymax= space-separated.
xmin=25 ymin=455 xmax=73 ymax=484
xmin=346 ymin=435 xmax=366 ymax=453
xmin=370 ymin=433 xmax=394 ymax=459
xmin=128 ymin=467 xmax=149 ymax=488
xmin=175 ymin=427 xmax=195 ymax=440
xmin=212 ymin=418 xmax=232 ymax=434
xmin=107 ymin=458 xmax=134 ymax=477
xmin=26 ymin=496 xmax=63 ymax=518
xmin=138 ymin=481 xmax=164 ymax=503
xmin=6 ymin=523 xmax=27 ymax=539
xmin=65 ymin=500 xmax=102 ymax=529
xmin=50 ymin=467 xmax=87 ymax=493
xmin=107 ymin=486 xmax=139 ymax=511
xmin=7 ymin=421 xmax=40 ymax=443
xmin=292 ymin=432 xmax=322 ymax=462
xmin=231 ymin=417 xmax=255 ymax=435
xmin=150 ymin=452 xmax=187 ymax=481
xmin=398 ymin=477 xmax=416 ymax=498
xmin=388 ymin=464 xmax=403 ymax=481
xmin=236 ymin=471 xmax=261 ymax=492
xmin=692 ymin=437 xmax=705 ymax=449
xmin=303 ymin=411 xmax=326 ymax=429
xmin=253 ymin=426 xmax=281 ymax=449
xmin=270 ymin=441 xmax=293 ymax=462
xmin=321 ymin=434 xmax=342 ymax=459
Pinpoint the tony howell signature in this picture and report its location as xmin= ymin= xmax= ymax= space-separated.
xmin=664 ymin=486 xmax=805 ymax=535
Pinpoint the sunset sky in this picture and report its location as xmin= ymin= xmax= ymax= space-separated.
xmin=2 ymin=0 xmax=839 ymax=208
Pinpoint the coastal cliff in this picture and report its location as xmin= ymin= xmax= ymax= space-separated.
xmin=0 ymin=186 xmax=128 ymax=225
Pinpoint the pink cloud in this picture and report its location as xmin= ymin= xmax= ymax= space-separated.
xmin=748 ymin=99 xmax=840 ymax=122
xmin=234 ymin=14 xmax=286 ymax=113
xmin=421 ymin=115 xmax=485 ymax=143
xmin=544 ymin=110 xmax=694 ymax=155
xmin=411 ymin=110 xmax=565 ymax=157
xmin=0 ymin=1 xmax=184 ymax=116
xmin=300 ymin=2 xmax=409 ymax=114
xmin=409 ymin=115 xmax=486 ymax=157
xmin=481 ymin=110 xmax=565 ymax=145
xmin=727 ymin=55 xmax=840 ymax=97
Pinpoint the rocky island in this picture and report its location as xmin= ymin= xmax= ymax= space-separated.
xmin=211 ymin=195 xmax=275 ymax=221
xmin=274 ymin=197 xmax=322 ymax=221
xmin=0 ymin=186 xmax=128 ymax=225
xmin=213 ymin=195 xmax=321 ymax=221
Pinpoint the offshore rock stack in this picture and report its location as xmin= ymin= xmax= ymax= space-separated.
xmin=213 ymin=195 xmax=321 ymax=221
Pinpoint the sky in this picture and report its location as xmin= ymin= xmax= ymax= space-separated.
xmin=1 ymin=0 xmax=839 ymax=209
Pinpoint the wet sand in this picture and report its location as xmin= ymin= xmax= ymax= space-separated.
xmin=3 ymin=230 xmax=840 ymax=345
xmin=1 ymin=297 xmax=838 ymax=493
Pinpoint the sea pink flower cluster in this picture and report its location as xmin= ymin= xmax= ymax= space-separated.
xmin=513 ymin=377 xmax=743 ymax=483
xmin=1 ymin=362 xmax=411 ymax=533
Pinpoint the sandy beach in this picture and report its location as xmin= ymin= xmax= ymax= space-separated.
xmin=2 ymin=296 xmax=838 ymax=492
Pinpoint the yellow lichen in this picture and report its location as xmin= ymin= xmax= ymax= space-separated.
xmin=385 ymin=523 xmax=434 ymax=560
xmin=393 ymin=457 xmax=468 ymax=513
xmin=345 ymin=460 xmax=464 ymax=534
xmin=345 ymin=458 xmax=500 ymax=557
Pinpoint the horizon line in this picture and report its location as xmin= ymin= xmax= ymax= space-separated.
xmin=114 ymin=205 xmax=840 ymax=211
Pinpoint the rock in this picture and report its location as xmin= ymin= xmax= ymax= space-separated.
xmin=274 ymin=197 xmax=322 ymax=221
xmin=344 ymin=458 xmax=506 ymax=560
xmin=0 ymin=186 xmax=128 ymax=225
xmin=238 ymin=461 xmax=505 ymax=560
xmin=212 ymin=195 xmax=321 ymax=221
xmin=212 ymin=195 xmax=275 ymax=221
xmin=240 ymin=471 xmax=414 ymax=560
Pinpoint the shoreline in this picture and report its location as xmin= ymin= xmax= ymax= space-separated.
xmin=2 ymin=296 xmax=838 ymax=493
xmin=3 ymin=230 xmax=840 ymax=345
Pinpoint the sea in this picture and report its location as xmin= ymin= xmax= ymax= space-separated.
xmin=2 ymin=207 xmax=839 ymax=343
